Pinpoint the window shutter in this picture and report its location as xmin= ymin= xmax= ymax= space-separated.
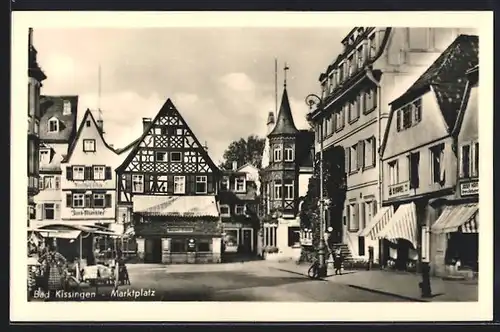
xmin=105 ymin=194 xmax=112 ymax=208
xmin=346 ymin=205 xmax=350 ymax=226
xmin=358 ymin=140 xmax=364 ymax=170
xmin=54 ymin=203 xmax=60 ymax=220
xmin=85 ymin=194 xmax=92 ymax=207
xmin=36 ymin=204 xmax=42 ymax=220
xmin=39 ymin=177 xmax=45 ymax=190
xmin=458 ymin=145 xmax=464 ymax=178
xmin=207 ymin=175 xmax=214 ymax=193
xmin=144 ymin=175 xmax=150 ymax=193
xmin=167 ymin=175 xmax=174 ymax=194
xmin=66 ymin=166 xmax=73 ymax=180
xmin=105 ymin=167 xmax=112 ymax=180
xmin=55 ymin=176 xmax=60 ymax=190
xmin=345 ymin=147 xmax=350 ymax=173
xmin=84 ymin=166 xmax=92 ymax=180
xmin=360 ymin=202 xmax=365 ymax=229
xmin=355 ymin=203 xmax=360 ymax=231
xmin=371 ymin=138 xmax=377 ymax=167
xmin=125 ymin=173 xmax=132 ymax=192
xmin=373 ymin=200 xmax=378 ymax=216
xmin=66 ymin=193 xmax=72 ymax=207
xmin=396 ymin=110 xmax=401 ymax=131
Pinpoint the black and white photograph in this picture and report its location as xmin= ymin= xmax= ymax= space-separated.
xmin=12 ymin=11 xmax=492 ymax=322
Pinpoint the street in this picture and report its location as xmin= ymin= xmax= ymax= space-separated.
xmin=70 ymin=262 xmax=411 ymax=302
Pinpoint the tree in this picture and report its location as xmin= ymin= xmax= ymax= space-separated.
xmin=219 ymin=135 xmax=265 ymax=170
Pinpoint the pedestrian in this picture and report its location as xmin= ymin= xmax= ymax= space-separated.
xmin=114 ymin=249 xmax=130 ymax=290
xmin=333 ymin=247 xmax=343 ymax=275
xmin=38 ymin=242 xmax=67 ymax=296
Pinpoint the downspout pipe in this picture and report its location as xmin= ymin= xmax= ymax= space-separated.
xmin=366 ymin=69 xmax=382 ymax=210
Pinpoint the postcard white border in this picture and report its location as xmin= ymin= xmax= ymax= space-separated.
xmin=11 ymin=11 xmax=493 ymax=322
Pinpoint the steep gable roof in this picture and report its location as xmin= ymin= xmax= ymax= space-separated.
xmin=116 ymin=98 xmax=220 ymax=174
xmin=63 ymin=109 xmax=117 ymax=162
xmin=452 ymin=65 xmax=479 ymax=137
xmin=268 ymin=87 xmax=299 ymax=137
xmin=39 ymin=95 xmax=79 ymax=143
xmin=380 ymin=34 xmax=479 ymax=157
xmin=114 ymin=136 xmax=142 ymax=155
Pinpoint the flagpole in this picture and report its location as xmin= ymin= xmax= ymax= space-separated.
xmin=275 ymin=58 xmax=278 ymax=116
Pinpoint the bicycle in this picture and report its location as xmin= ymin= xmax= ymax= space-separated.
xmin=307 ymin=257 xmax=321 ymax=279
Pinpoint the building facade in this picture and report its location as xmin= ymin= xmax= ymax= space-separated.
xmin=372 ymin=34 xmax=478 ymax=273
xmin=219 ymin=162 xmax=260 ymax=256
xmin=27 ymin=28 xmax=47 ymax=224
xmin=260 ymin=85 xmax=315 ymax=260
xmin=116 ymin=99 xmax=222 ymax=264
xmin=31 ymin=96 xmax=79 ymax=229
xmin=308 ymin=27 xmax=473 ymax=263
xmin=430 ymin=64 xmax=479 ymax=279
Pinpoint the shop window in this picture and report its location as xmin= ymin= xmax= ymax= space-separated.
xmin=197 ymin=240 xmax=211 ymax=252
xmin=171 ymin=239 xmax=186 ymax=253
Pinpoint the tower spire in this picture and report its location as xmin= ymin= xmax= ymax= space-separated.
xmin=284 ymin=62 xmax=290 ymax=88
xmin=98 ymin=64 xmax=102 ymax=121
xmin=274 ymin=58 xmax=278 ymax=117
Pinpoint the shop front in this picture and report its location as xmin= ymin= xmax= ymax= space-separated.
xmin=222 ymin=222 xmax=255 ymax=254
xmin=132 ymin=195 xmax=223 ymax=264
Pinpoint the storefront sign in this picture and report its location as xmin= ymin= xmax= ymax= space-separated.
xmin=73 ymin=181 xmax=106 ymax=189
xmin=187 ymin=238 xmax=196 ymax=251
xmin=167 ymin=227 xmax=194 ymax=233
xmin=71 ymin=209 xmax=105 ymax=217
xmin=460 ymin=181 xmax=479 ymax=196
xmin=388 ymin=181 xmax=410 ymax=199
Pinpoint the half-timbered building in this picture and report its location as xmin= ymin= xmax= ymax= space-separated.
xmin=116 ymin=99 xmax=222 ymax=264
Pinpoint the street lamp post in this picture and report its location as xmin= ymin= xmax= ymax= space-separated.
xmin=306 ymin=94 xmax=327 ymax=278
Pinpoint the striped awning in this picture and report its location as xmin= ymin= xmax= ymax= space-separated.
xmin=431 ymin=203 xmax=479 ymax=234
xmin=132 ymin=195 xmax=219 ymax=218
xmin=38 ymin=229 xmax=82 ymax=239
xmin=358 ymin=206 xmax=395 ymax=240
xmin=375 ymin=202 xmax=418 ymax=248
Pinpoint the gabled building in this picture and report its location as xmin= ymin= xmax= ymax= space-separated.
xmin=307 ymin=27 xmax=473 ymax=264
xmin=219 ymin=162 xmax=260 ymax=256
xmin=260 ymin=84 xmax=315 ymax=260
xmin=370 ymin=34 xmax=478 ymax=272
xmin=27 ymin=28 xmax=47 ymax=224
xmin=116 ymin=99 xmax=222 ymax=264
xmin=31 ymin=96 xmax=79 ymax=229
xmin=430 ymin=64 xmax=479 ymax=278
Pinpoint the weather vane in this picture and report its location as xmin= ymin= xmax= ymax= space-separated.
xmin=284 ymin=62 xmax=290 ymax=87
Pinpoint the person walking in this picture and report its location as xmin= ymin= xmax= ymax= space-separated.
xmin=333 ymin=247 xmax=343 ymax=275
xmin=38 ymin=242 xmax=67 ymax=296
xmin=113 ymin=249 xmax=130 ymax=290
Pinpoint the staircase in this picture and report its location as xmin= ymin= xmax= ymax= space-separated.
xmin=332 ymin=243 xmax=353 ymax=263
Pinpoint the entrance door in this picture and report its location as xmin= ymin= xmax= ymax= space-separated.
xmin=242 ymin=229 xmax=253 ymax=254
xmin=145 ymin=238 xmax=163 ymax=263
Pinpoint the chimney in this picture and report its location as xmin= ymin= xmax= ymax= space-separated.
xmin=203 ymin=141 xmax=209 ymax=152
xmin=266 ymin=111 xmax=275 ymax=135
xmin=28 ymin=28 xmax=33 ymax=48
xmin=232 ymin=161 xmax=238 ymax=171
xmin=96 ymin=120 xmax=104 ymax=134
xmin=142 ymin=118 xmax=152 ymax=132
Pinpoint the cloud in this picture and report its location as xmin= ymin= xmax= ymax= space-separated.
xmin=219 ymin=72 xmax=256 ymax=92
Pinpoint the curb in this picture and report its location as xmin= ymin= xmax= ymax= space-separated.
xmin=346 ymin=284 xmax=429 ymax=302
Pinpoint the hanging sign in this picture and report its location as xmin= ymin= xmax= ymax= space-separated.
xmin=460 ymin=180 xmax=479 ymax=196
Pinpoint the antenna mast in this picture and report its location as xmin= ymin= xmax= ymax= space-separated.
xmin=98 ymin=64 xmax=103 ymax=121
xmin=274 ymin=58 xmax=278 ymax=117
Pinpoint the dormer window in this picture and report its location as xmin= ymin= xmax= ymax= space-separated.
xmin=235 ymin=177 xmax=246 ymax=192
xmin=39 ymin=149 xmax=50 ymax=165
xmin=48 ymin=118 xmax=59 ymax=133
xmin=63 ymin=100 xmax=71 ymax=115
xmin=220 ymin=176 xmax=229 ymax=191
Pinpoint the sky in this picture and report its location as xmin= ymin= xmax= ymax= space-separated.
xmin=33 ymin=27 xmax=351 ymax=163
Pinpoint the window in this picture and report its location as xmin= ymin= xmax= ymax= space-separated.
xmin=93 ymin=166 xmax=105 ymax=180
xmin=388 ymin=160 xmax=399 ymax=185
xmin=93 ymin=194 xmax=105 ymax=208
xmin=408 ymin=28 xmax=430 ymax=50
xmin=48 ymin=119 xmax=58 ymax=133
xmin=284 ymin=147 xmax=294 ymax=161
xmin=284 ymin=180 xmax=294 ymax=200
xmin=328 ymin=75 xmax=334 ymax=93
xmin=235 ymin=177 xmax=246 ymax=192
xmin=174 ymin=176 xmax=186 ymax=194
xmin=39 ymin=149 xmax=50 ymax=165
xmin=34 ymin=120 xmax=39 ymax=135
xmin=195 ymin=176 xmax=207 ymax=194
xmin=42 ymin=176 xmax=58 ymax=190
xmin=274 ymin=180 xmax=282 ymax=200
xmin=273 ymin=147 xmax=282 ymax=162
xmin=364 ymin=137 xmax=376 ymax=168
xmin=430 ymin=143 xmax=445 ymax=184
xmin=83 ymin=139 xmax=96 ymax=152
xmin=73 ymin=193 xmax=85 ymax=208
xmin=170 ymin=152 xmax=182 ymax=162
xmin=288 ymin=226 xmax=301 ymax=247
xmin=350 ymin=144 xmax=358 ymax=172
xmin=63 ymin=100 xmax=71 ymax=115
xmin=157 ymin=175 xmax=168 ymax=192
xmin=220 ymin=204 xmax=230 ymax=217
xmin=408 ymin=152 xmax=420 ymax=189
xmin=460 ymin=142 xmax=479 ymax=178
xmin=368 ymin=32 xmax=377 ymax=58
xmin=338 ymin=63 xmax=344 ymax=82
xmin=348 ymin=54 xmax=354 ymax=76
xmin=132 ymin=175 xmax=144 ymax=193
xmin=86 ymin=120 xmax=91 ymax=127
xmin=349 ymin=203 xmax=359 ymax=232
xmin=220 ymin=176 xmax=229 ymax=190
xmin=358 ymin=236 xmax=365 ymax=256
xmin=72 ymin=166 xmax=85 ymax=180
xmin=365 ymin=88 xmax=377 ymax=112
xmin=171 ymin=239 xmax=186 ymax=253
xmin=197 ymin=240 xmax=210 ymax=252
xmin=264 ymin=226 xmax=277 ymax=247
xmin=336 ymin=106 xmax=346 ymax=131
xmin=43 ymin=203 xmax=55 ymax=220
xmin=397 ymin=98 xmax=422 ymax=131
xmin=357 ymin=45 xmax=365 ymax=68
xmin=235 ymin=204 xmax=245 ymax=215
xmin=155 ymin=151 xmax=167 ymax=162
xmin=364 ymin=201 xmax=374 ymax=229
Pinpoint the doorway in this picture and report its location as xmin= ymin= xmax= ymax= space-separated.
xmin=144 ymin=238 xmax=163 ymax=263
xmin=241 ymin=228 xmax=253 ymax=253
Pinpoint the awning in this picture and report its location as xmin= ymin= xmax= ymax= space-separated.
xmin=375 ymin=202 xmax=418 ymax=248
xmin=431 ymin=203 xmax=479 ymax=234
xmin=38 ymin=229 xmax=82 ymax=239
xmin=358 ymin=206 xmax=395 ymax=240
xmin=132 ymin=195 xmax=219 ymax=218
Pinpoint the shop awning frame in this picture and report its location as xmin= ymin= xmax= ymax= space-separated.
xmin=37 ymin=229 xmax=82 ymax=240
xmin=431 ymin=203 xmax=479 ymax=234
xmin=375 ymin=202 xmax=418 ymax=249
xmin=358 ymin=205 xmax=395 ymax=240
